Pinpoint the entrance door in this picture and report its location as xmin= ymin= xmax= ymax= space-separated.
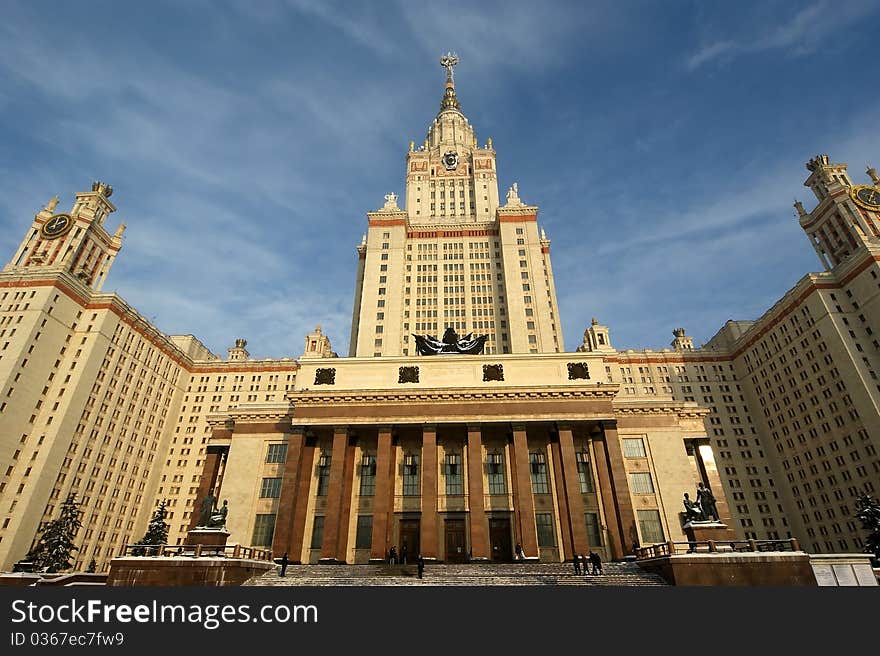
xmin=445 ymin=519 xmax=467 ymax=563
xmin=398 ymin=519 xmax=420 ymax=564
xmin=489 ymin=518 xmax=513 ymax=562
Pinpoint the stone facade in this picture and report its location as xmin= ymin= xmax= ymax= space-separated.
xmin=0 ymin=61 xmax=878 ymax=573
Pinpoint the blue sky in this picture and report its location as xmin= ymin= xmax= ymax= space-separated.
xmin=1 ymin=0 xmax=879 ymax=359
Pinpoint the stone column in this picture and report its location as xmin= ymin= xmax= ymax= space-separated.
xmin=593 ymin=422 xmax=637 ymax=560
xmin=272 ymin=428 xmax=310 ymax=561
xmin=335 ymin=434 xmax=357 ymax=561
xmin=189 ymin=444 xmax=228 ymax=531
xmin=557 ymin=424 xmax=590 ymax=557
xmin=370 ymin=426 xmax=394 ymax=562
xmin=420 ymin=425 xmax=439 ymax=560
xmin=510 ymin=424 xmax=538 ymax=558
xmin=320 ymin=426 xmax=350 ymax=563
xmin=549 ymin=440 xmax=573 ymax=559
xmin=466 ymin=424 xmax=490 ymax=560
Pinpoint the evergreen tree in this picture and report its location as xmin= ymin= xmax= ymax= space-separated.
xmin=855 ymin=494 xmax=880 ymax=565
xmin=133 ymin=500 xmax=169 ymax=556
xmin=27 ymin=493 xmax=82 ymax=573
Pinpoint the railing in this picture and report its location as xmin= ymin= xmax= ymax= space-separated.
xmin=120 ymin=543 xmax=274 ymax=561
xmin=635 ymin=537 xmax=802 ymax=560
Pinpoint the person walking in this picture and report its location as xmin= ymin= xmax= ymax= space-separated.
xmin=417 ymin=554 xmax=425 ymax=579
xmin=389 ymin=545 xmax=398 ymax=565
xmin=573 ymin=554 xmax=581 ymax=575
xmin=581 ymin=554 xmax=589 ymax=576
xmin=279 ymin=552 xmax=289 ymax=577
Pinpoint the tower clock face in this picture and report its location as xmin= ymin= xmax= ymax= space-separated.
xmin=852 ymin=185 xmax=880 ymax=210
xmin=442 ymin=151 xmax=459 ymax=170
xmin=40 ymin=213 xmax=73 ymax=239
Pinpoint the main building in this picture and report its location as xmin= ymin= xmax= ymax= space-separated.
xmin=0 ymin=59 xmax=878 ymax=571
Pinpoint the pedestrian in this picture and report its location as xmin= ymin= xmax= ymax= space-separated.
xmin=590 ymin=550 xmax=602 ymax=575
xmin=573 ymin=555 xmax=581 ymax=575
xmin=417 ymin=554 xmax=425 ymax=579
xmin=279 ymin=551 xmax=289 ymax=577
xmin=515 ymin=543 xmax=524 ymax=561
xmin=389 ymin=545 xmax=398 ymax=565
xmin=581 ymin=553 xmax=589 ymax=576
xmin=401 ymin=544 xmax=408 ymax=564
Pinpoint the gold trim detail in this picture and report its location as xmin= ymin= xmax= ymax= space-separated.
xmin=850 ymin=185 xmax=880 ymax=211
xmin=40 ymin=213 xmax=74 ymax=240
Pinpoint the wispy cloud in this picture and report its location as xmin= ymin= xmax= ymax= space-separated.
xmin=686 ymin=1 xmax=877 ymax=71
xmin=1 ymin=2 xmax=878 ymax=361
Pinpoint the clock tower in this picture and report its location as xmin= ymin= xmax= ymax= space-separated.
xmin=349 ymin=55 xmax=564 ymax=357
xmin=796 ymin=154 xmax=880 ymax=270
xmin=4 ymin=181 xmax=124 ymax=291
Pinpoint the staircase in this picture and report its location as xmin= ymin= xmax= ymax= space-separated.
xmin=246 ymin=562 xmax=668 ymax=587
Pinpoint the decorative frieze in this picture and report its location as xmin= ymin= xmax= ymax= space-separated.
xmin=567 ymin=362 xmax=590 ymax=380
xmin=398 ymin=366 xmax=419 ymax=383
xmin=315 ymin=368 xmax=336 ymax=385
xmin=482 ymin=364 xmax=504 ymax=382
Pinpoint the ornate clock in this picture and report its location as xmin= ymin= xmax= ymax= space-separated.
xmin=851 ymin=185 xmax=880 ymax=211
xmin=442 ymin=151 xmax=459 ymax=170
xmin=40 ymin=213 xmax=73 ymax=239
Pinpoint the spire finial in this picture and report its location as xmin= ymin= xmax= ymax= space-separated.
xmin=867 ymin=165 xmax=880 ymax=185
xmin=439 ymin=52 xmax=461 ymax=112
xmin=440 ymin=52 xmax=459 ymax=86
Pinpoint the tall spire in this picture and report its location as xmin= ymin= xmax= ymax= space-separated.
xmin=439 ymin=52 xmax=461 ymax=112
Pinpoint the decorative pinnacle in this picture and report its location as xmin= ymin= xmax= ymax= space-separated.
xmin=867 ymin=165 xmax=880 ymax=185
xmin=439 ymin=52 xmax=461 ymax=112
xmin=91 ymin=180 xmax=113 ymax=197
xmin=440 ymin=52 xmax=459 ymax=86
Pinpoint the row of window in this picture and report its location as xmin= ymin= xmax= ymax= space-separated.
xmin=250 ymin=509 xmax=666 ymax=551
xmin=259 ymin=445 xmax=601 ymax=498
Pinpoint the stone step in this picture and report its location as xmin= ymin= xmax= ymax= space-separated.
xmin=246 ymin=562 xmax=667 ymax=587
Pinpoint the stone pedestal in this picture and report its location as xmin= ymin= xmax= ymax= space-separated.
xmin=185 ymin=528 xmax=230 ymax=548
xmin=106 ymin=556 xmax=274 ymax=586
xmin=683 ymin=521 xmax=735 ymax=548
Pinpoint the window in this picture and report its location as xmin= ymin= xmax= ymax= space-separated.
xmin=629 ymin=472 xmax=655 ymax=494
xmin=251 ymin=514 xmax=276 ymax=547
xmin=637 ymin=509 xmax=665 ymax=544
xmin=536 ymin=512 xmax=555 ymax=547
xmin=576 ymin=452 xmax=594 ymax=493
xmin=355 ymin=516 xmax=373 ymax=549
xmin=403 ymin=454 xmax=420 ymax=496
xmin=266 ymin=443 xmax=287 ymax=463
xmin=622 ymin=438 xmax=646 ymax=458
xmin=317 ymin=454 xmax=331 ymax=496
xmin=530 ymin=452 xmax=549 ymax=494
xmin=445 ymin=453 xmax=463 ymax=495
xmin=487 ymin=453 xmax=506 ymax=495
xmin=260 ymin=477 xmax=282 ymax=498
xmin=360 ymin=454 xmax=376 ymax=496
xmin=585 ymin=512 xmax=602 ymax=547
xmin=310 ymin=516 xmax=324 ymax=549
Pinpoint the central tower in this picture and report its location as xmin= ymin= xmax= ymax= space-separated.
xmin=348 ymin=55 xmax=564 ymax=357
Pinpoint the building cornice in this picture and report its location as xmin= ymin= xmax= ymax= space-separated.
xmin=288 ymin=384 xmax=619 ymax=406
xmin=613 ymin=399 xmax=710 ymax=419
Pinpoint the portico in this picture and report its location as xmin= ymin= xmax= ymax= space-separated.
xmin=194 ymin=353 xmax=718 ymax=565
